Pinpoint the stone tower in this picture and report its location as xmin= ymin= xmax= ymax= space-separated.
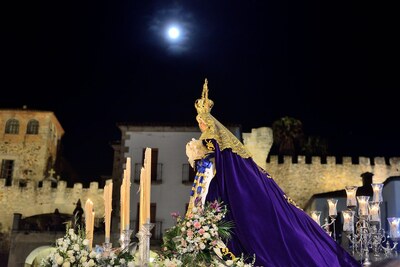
xmin=0 ymin=107 xmax=64 ymax=185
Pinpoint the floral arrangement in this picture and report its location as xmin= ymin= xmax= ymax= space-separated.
xmin=39 ymin=226 xmax=135 ymax=267
xmin=153 ymin=200 xmax=255 ymax=267
xmin=40 ymin=227 xmax=100 ymax=267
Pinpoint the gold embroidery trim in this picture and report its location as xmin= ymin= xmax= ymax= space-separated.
xmin=284 ymin=195 xmax=303 ymax=210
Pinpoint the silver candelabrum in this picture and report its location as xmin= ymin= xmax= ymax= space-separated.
xmin=136 ymin=219 xmax=154 ymax=267
xmin=311 ymin=183 xmax=400 ymax=266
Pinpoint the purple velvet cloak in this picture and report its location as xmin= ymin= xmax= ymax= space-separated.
xmin=204 ymin=139 xmax=360 ymax=267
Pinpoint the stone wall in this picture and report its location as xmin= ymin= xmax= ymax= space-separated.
xmin=244 ymin=127 xmax=400 ymax=209
xmin=0 ymin=179 xmax=108 ymax=232
xmin=0 ymin=109 xmax=64 ymax=182
xmin=264 ymin=155 xmax=400 ymax=208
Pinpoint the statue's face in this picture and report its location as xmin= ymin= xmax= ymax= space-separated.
xmin=196 ymin=114 xmax=210 ymax=133
xmin=198 ymin=119 xmax=208 ymax=132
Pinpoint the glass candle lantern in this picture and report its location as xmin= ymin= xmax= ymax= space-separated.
xmin=343 ymin=210 xmax=355 ymax=233
xmin=327 ymin=198 xmax=338 ymax=218
xmin=357 ymin=196 xmax=370 ymax=218
xmin=371 ymin=183 xmax=384 ymax=203
xmin=368 ymin=202 xmax=381 ymax=223
xmin=387 ymin=217 xmax=400 ymax=240
xmin=310 ymin=211 xmax=322 ymax=226
xmin=345 ymin=186 xmax=358 ymax=208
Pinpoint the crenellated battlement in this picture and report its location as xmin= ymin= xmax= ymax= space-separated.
xmin=260 ymin=155 xmax=400 ymax=208
xmin=0 ymin=179 xmax=108 ymax=233
xmin=243 ymin=127 xmax=400 ymax=209
xmin=266 ymin=155 xmax=400 ymax=166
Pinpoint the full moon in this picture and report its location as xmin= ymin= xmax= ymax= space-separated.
xmin=167 ymin=27 xmax=180 ymax=39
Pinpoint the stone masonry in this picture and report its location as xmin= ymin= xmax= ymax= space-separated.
xmin=244 ymin=127 xmax=400 ymax=208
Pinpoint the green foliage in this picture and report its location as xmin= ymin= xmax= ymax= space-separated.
xmin=155 ymin=200 xmax=254 ymax=266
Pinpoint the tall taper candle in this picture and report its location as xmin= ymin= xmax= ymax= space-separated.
xmin=139 ymin=167 xmax=145 ymax=228
xmin=125 ymin=157 xmax=131 ymax=230
xmin=144 ymin=149 xmax=151 ymax=225
xmin=120 ymin=179 xmax=125 ymax=235
xmin=139 ymin=148 xmax=152 ymax=228
xmin=84 ymin=199 xmax=94 ymax=250
xmin=104 ymin=182 xmax=113 ymax=243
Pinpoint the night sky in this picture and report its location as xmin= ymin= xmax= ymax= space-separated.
xmin=1 ymin=1 xmax=399 ymax=180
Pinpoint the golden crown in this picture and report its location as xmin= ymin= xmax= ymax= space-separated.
xmin=195 ymin=78 xmax=214 ymax=114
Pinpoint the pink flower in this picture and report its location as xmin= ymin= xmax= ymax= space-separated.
xmin=198 ymin=228 xmax=205 ymax=235
xmin=193 ymin=221 xmax=201 ymax=229
xmin=187 ymin=230 xmax=194 ymax=237
xmin=170 ymin=212 xmax=180 ymax=219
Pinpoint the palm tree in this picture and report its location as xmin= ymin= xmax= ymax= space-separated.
xmin=301 ymin=136 xmax=329 ymax=156
xmin=272 ymin=116 xmax=304 ymax=155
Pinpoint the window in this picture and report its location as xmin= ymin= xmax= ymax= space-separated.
xmin=5 ymin=119 xmax=19 ymax=134
xmin=182 ymin=163 xmax=196 ymax=184
xmin=1 ymin=160 xmax=14 ymax=186
xmin=26 ymin=119 xmax=39 ymax=134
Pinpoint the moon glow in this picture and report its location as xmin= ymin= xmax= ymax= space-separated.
xmin=168 ymin=27 xmax=180 ymax=39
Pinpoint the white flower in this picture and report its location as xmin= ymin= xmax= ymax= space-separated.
xmin=82 ymin=239 xmax=89 ymax=246
xmin=120 ymin=258 xmax=126 ymax=264
xmin=203 ymin=232 xmax=211 ymax=239
xmin=69 ymin=256 xmax=76 ymax=263
xmin=73 ymin=244 xmax=80 ymax=251
xmin=89 ymin=251 xmax=97 ymax=258
xmin=70 ymin=234 xmax=77 ymax=241
xmin=56 ymin=255 xmax=64 ymax=265
xmin=226 ymin=260 xmax=234 ymax=266
xmin=80 ymin=256 xmax=87 ymax=263
xmin=199 ymin=242 xmax=206 ymax=250
xmin=62 ymin=262 xmax=71 ymax=267
xmin=88 ymin=259 xmax=95 ymax=266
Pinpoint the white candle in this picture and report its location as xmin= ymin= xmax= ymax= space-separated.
xmin=357 ymin=196 xmax=369 ymax=217
xmin=310 ymin=211 xmax=321 ymax=226
xmin=104 ymin=182 xmax=113 ymax=242
xmin=368 ymin=202 xmax=380 ymax=223
xmin=84 ymin=199 xmax=94 ymax=250
xmin=327 ymin=198 xmax=338 ymax=217
xmin=120 ymin=180 xmax=125 ymax=235
xmin=140 ymin=148 xmax=152 ymax=228
xmin=91 ymin=211 xmax=95 ymax=249
xmin=371 ymin=183 xmax=384 ymax=203
xmin=388 ymin=217 xmax=400 ymax=239
xmin=125 ymin=157 xmax=131 ymax=230
xmin=343 ymin=210 xmax=355 ymax=232
xmin=345 ymin=186 xmax=358 ymax=208
xmin=144 ymin=149 xmax=151 ymax=224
